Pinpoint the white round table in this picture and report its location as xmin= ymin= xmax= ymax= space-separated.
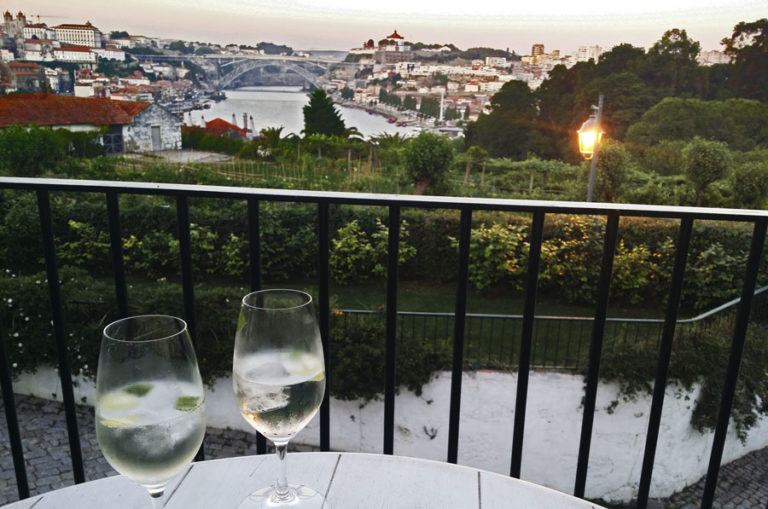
xmin=2 ymin=453 xmax=604 ymax=508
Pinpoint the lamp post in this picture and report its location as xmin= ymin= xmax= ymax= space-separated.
xmin=578 ymin=94 xmax=604 ymax=202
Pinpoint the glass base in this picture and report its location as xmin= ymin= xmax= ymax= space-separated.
xmin=238 ymin=484 xmax=326 ymax=508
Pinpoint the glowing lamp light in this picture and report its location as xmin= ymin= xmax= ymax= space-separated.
xmin=577 ymin=116 xmax=603 ymax=160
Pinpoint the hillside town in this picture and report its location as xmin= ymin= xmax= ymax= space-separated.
xmin=0 ymin=10 xmax=737 ymax=153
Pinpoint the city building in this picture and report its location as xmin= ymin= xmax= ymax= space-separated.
xmin=2 ymin=11 xmax=25 ymax=38
xmin=53 ymin=21 xmax=102 ymax=48
xmin=375 ymin=30 xmax=412 ymax=64
xmin=531 ymin=44 xmax=545 ymax=57
xmin=576 ymin=45 xmax=602 ymax=63
xmin=698 ymin=50 xmax=731 ymax=66
xmin=23 ymin=23 xmax=55 ymax=40
xmin=54 ymin=45 xmax=97 ymax=63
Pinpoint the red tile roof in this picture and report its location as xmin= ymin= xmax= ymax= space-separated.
xmin=386 ymin=30 xmax=404 ymax=39
xmin=0 ymin=94 xmax=150 ymax=128
xmin=56 ymin=45 xmax=93 ymax=53
xmin=203 ymin=118 xmax=248 ymax=138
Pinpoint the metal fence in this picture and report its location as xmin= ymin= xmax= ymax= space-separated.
xmin=2 ymin=177 xmax=768 ymax=509
xmin=334 ymin=285 xmax=768 ymax=371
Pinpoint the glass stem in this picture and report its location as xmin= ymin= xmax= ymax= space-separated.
xmin=273 ymin=442 xmax=292 ymax=502
xmin=149 ymin=490 xmax=164 ymax=509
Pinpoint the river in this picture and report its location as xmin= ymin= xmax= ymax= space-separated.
xmin=186 ymin=86 xmax=411 ymax=139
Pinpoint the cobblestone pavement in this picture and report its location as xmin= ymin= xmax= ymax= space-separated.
xmin=1 ymin=395 xmax=767 ymax=507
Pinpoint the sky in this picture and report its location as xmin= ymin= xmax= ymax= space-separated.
xmin=11 ymin=0 xmax=766 ymax=54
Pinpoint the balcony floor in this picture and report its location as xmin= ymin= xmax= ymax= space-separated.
xmin=0 ymin=394 xmax=765 ymax=508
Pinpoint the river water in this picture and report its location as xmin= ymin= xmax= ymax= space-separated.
xmin=186 ymin=86 xmax=408 ymax=138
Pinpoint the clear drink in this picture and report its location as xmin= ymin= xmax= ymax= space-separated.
xmin=233 ymin=351 xmax=325 ymax=443
xmin=96 ymin=380 xmax=206 ymax=489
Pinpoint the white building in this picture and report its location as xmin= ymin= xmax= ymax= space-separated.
xmin=576 ymin=45 xmax=602 ymax=63
xmin=54 ymin=45 xmax=97 ymax=63
xmin=92 ymin=47 xmax=126 ymax=61
xmin=54 ymin=22 xmax=102 ymax=48
xmin=23 ymin=23 xmax=55 ymax=40
xmin=698 ymin=50 xmax=731 ymax=66
xmin=0 ymin=48 xmax=14 ymax=62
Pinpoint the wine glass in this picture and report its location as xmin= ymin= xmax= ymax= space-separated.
xmin=233 ymin=289 xmax=326 ymax=508
xmin=95 ymin=315 xmax=206 ymax=507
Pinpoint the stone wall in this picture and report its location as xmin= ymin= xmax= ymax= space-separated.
xmin=123 ymin=104 xmax=181 ymax=152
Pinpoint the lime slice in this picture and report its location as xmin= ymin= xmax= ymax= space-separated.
xmin=284 ymin=352 xmax=324 ymax=381
xmin=100 ymin=415 xmax=140 ymax=427
xmin=124 ymin=383 xmax=153 ymax=397
xmin=100 ymin=391 xmax=139 ymax=410
xmin=175 ymin=396 xmax=201 ymax=411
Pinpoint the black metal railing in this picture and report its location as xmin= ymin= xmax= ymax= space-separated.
xmin=332 ymin=285 xmax=768 ymax=371
xmin=2 ymin=177 xmax=768 ymax=509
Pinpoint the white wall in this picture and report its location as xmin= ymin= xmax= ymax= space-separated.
xmin=12 ymin=368 xmax=767 ymax=503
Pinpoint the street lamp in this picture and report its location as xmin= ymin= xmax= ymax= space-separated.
xmin=578 ymin=94 xmax=604 ymax=202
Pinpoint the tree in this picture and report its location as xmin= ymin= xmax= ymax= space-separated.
xmin=340 ymin=87 xmax=354 ymax=100
xmin=682 ymin=137 xmax=731 ymax=206
xmin=644 ymin=29 xmax=705 ymax=97
xmin=403 ymin=95 xmax=417 ymax=111
xmin=110 ymin=30 xmax=129 ymax=39
xmin=594 ymin=140 xmax=631 ymax=203
xmin=730 ymin=162 xmax=768 ymax=209
xmin=168 ymin=40 xmax=193 ymax=54
xmin=404 ymin=132 xmax=454 ymax=194
xmin=302 ymin=89 xmax=346 ymax=137
xmin=721 ymin=19 xmax=768 ymax=102
xmin=458 ymin=146 xmax=489 ymax=185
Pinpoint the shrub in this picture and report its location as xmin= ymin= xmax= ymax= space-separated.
xmin=328 ymin=312 xmax=451 ymax=401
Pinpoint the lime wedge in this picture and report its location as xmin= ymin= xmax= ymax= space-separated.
xmin=100 ymin=415 xmax=140 ymax=427
xmin=100 ymin=391 xmax=138 ymax=410
xmin=124 ymin=383 xmax=153 ymax=397
xmin=284 ymin=352 xmax=324 ymax=381
xmin=175 ymin=396 xmax=201 ymax=411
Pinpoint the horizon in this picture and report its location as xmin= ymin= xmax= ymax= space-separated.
xmin=8 ymin=1 xmax=766 ymax=54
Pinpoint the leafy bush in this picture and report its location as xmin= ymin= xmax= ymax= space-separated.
xmin=330 ymin=219 xmax=416 ymax=285
xmin=328 ymin=312 xmax=451 ymax=401
xmin=600 ymin=317 xmax=768 ymax=443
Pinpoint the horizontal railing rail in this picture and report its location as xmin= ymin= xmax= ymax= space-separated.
xmin=1 ymin=176 xmax=767 ymax=509
xmin=334 ymin=284 xmax=768 ymax=370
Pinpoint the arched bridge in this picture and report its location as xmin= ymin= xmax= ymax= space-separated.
xmin=213 ymin=56 xmax=331 ymax=89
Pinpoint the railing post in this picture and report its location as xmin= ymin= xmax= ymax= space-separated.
xmin=700 ymin=219 xmax=768 ymax=508
xmin=384 ymin=206 xmax=400 ymax=454
xmin=175 ymin=195 xmax=204 ymax=461
xmin=247 ymin=198 xmax=267 ymax=455
xmin=36 ymin=189 xmax=85 ymax=484
xmin=318 ymin=202 xmax=331 ymax=452
xmin=510 ymin=210 xmax=545 ymax=477
xmin=574 ymin=211 xmax=619 ymax=498
xmin=106 ymin=191 xmax=128 ymax=318
xmin=636 ymin=217 xmax=693 ymax=508
xmin=0 ymin=320 xmax=29 ymax=499
xmin=447 ymin=208 xmax=472 ymax=464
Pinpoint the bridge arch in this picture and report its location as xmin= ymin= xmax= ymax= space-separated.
xmin=218 ymin=60 xmax=324 ymax=89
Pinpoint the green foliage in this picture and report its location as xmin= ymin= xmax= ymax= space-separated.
xmin=340 ymin=87 xmax=354 ymax=100
xmin=721 ymin=19 xmax=768 ymax=102
xmin=453 ymin=223 xmax=528 ymax=291
xmin=729 ymin=161 xmax=768 ymax=209
xmin=682 ymin=137 xmax=732 ymax=206
xmin=403 ymin=131 xmax=455 ymax=194
xmin=0 ymin=125 xmax=66 ymax=176
xmin=625 ymin=98 xmax=768 ymax=151
xmin=600 ymin=318 xmax=768 ymax=444
xmin=419 ymin=97 xmax=440 ymax=118
xmin=594 ymin=140 xmax=631 ymax=203
xmin=330 ymin=219 xmax=416 ymax=285
xmin=328 ymin=314 xmax=451 ymax=401
xmin=303 ymin=89 xmax=346 ymax=137
xmin=168 ymin=40 xmax=194 ymax=54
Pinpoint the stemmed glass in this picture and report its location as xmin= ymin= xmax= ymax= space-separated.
xmin=233 ymin=289 xmax=326 ymax=508
xmin=95 ymin=315 xmax=206 ymax=507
